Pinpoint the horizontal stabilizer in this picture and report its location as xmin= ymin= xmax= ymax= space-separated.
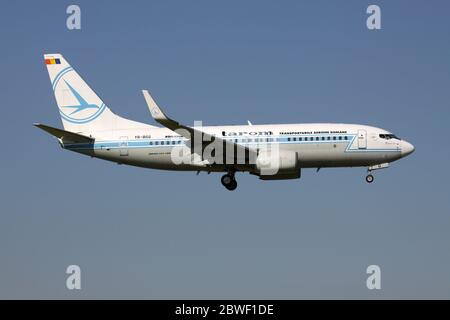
xmin=34 ymin=123 xmax=94 ymax=143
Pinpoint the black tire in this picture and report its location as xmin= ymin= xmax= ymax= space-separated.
xmin=366 ymin=174 xmax=374 ymax=183
xmin=221 ymin=174 xmax=233 ymax=186
xmin=226 ymin=179 xmax=238 ymax=191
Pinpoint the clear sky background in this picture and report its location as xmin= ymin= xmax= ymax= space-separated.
xmin=0 ymin=0 xmax=449 ymax=299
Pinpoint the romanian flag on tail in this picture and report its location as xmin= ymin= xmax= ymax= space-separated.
xmin=45 ymin=58 xmax=61 ymax=65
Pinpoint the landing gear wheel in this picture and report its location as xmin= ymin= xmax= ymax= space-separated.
xmin=366 ymin=174 xmax=374 ymax=183
xmin=227 ymin=180 xmax=237 ymax=191
xmin=221 ymin=174 xmax=232 ymax=186
xmin=221 ymin=174 xmax=238 ymax=191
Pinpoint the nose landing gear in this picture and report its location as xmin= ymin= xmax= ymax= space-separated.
xmin=365 ymin=163 xmax=390 ymax=183
xmin=221 ymin=171 xmax=237 ymax=191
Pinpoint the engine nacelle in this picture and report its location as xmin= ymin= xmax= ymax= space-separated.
xmin=256 ymin=150 xmax=301 ymax=180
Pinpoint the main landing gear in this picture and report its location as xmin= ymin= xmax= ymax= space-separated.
xmin=221 ymin=171 xmax=237 ymax=191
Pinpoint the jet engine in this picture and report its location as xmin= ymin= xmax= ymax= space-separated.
xmin=255 ymin=150 xmax=301 ymax=180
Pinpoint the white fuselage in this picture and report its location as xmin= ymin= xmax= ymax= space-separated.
xmin=64 ymin=123 xmax=414 ymax=173
xmin=40 ymin=54 xmax=415 ymax=189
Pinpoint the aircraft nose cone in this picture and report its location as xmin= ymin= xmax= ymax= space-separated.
xmin=401 ymin=141 xmax=415 ymax=157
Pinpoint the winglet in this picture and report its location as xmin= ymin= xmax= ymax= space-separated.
xmin=142 ymin=90 xmax=166 ymax=120
xmin=142 ymin=90 xmax=181 ymax=131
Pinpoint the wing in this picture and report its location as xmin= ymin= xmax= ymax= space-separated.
xmin=142 ymin=90 xmax=256 ymax=166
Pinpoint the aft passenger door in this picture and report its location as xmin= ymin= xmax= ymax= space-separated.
xmin=119 ymin=136 xmax=129 ymax=156
xmin=357 ymin=130 xmax=367 ymax=149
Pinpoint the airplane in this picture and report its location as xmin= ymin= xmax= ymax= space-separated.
xmin=35 ymin=54 xmax=415 ymax=191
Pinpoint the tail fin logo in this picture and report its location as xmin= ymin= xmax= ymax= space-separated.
xmin=56 ymin=79 xmax=106 ymax=124
xmin=62 ymin=80 xmax=99 ymax=115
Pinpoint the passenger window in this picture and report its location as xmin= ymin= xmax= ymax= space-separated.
xmin=333 ymin=136 xmax=336 ymax=140
xmin=338 ymin=136 xmax=342 ymax=140
xmin=321 ymin=137 xmax=325 ymax=141
xmin=327 ymin=136 xmax=331 ymax=140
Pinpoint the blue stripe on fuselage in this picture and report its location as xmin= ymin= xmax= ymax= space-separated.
xmin=63 ymin=134 xmax=401 ymax=153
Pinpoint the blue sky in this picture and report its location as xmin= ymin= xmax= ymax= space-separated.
xmin=0 ymin=0 xmax=449 ymax=298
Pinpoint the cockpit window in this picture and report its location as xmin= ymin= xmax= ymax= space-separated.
xmin=379 ymin=133 xmax=400 ymax=140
